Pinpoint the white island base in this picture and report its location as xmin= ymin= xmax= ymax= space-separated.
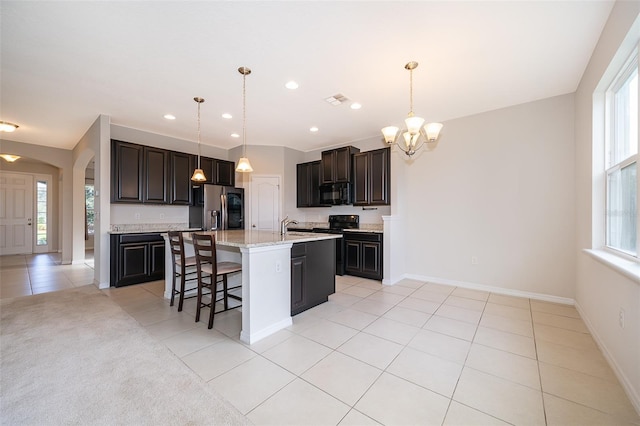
xmin=163 ymin=230 xmax=340 ymax=344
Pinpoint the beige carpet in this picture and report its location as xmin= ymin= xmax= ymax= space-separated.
xmin=0 ymin=285 xmax=250 ymax=425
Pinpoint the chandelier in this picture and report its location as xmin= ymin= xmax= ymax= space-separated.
xmin=381 ymin=61 xmax=443 ymax=158
xmin=235 ymin=66 xmax=253 ymax=173
xmin=191 ymin=97 xmax=207 ymax=182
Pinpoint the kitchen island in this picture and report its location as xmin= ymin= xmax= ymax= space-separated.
xmin=163 ymin=230 xmax=340 ymax=344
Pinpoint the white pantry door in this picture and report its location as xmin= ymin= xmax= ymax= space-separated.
xmin=250 ymin=176 xmax=280 ymax=231
xmin=0 ymin=172 xmax=34 ymax=255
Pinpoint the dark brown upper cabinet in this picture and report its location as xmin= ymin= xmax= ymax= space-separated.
xmin=297 ymin=160 xmax=325 ymax=208
xmin=215 ymin=159 xmax=235 ymax=187
xmin=321 ymin=146 xmax=360 ymax=184
xmin=143 ymin=146 xmax=169 ymax=204
xmin=111 ymin=138 xmax=236 ymax=205
xmin=111 ymin=140 xmax=143 ymax=203
xmin=353 ymin=147 xmax=390 ymax=206
xmin=198 ymin=157 xmax=215 ymax=184
xmin=194 ymin=157 xmax=235 ymax=186
xmin=169 ymin=151 xmax=194 ymax=205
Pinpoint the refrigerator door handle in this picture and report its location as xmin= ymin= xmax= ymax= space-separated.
xmin=221 ymin=194 xmax=228 ymax=230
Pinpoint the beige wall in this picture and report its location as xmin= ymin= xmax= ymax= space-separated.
xmin=574 ymin=2 xmax=640 ymax=412
xmin=403 ymin=94 xmax=576 ymax=299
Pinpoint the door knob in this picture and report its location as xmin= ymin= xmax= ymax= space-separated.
xmin=252 ymin=224 xmax=256 ymax=228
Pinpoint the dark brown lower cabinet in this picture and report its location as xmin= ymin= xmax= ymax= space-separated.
xmin=344 ymin=232 xmax=383 ymax=280
xmin=291 ymin=239 xmax=335 ymax=315
xmin=110 ymin=233 xmax=165 ymax=287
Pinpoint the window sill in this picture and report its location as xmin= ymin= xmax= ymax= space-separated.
xmin=583 ymin=249 xmax=640 ymax=285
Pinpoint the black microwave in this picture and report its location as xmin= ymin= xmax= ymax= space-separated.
xmin=319 ymin=182 xmax=351 ymax=205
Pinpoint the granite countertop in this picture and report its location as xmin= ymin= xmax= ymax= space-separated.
xmin=184 ymin=230 xmax=341 ymax=248
xmin=108 ymin=223 xmax=199 ymax=235
xmin=289 ymin=222 xmax=383 ymax=234
xmin=343 ymin=228 xmax=383 ymax=234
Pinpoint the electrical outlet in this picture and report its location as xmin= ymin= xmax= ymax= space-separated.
xmin=619 ymin=308 xmax=625 ymax=329
xmin=471 ymin=256 xmax=478 ymax=265
xmin=134 ymin=213 xmax=141 ymax=220
xmin=159 ymin=213 xmax=165 ymax=219
xmin=275 ymin=261 xmax=281 ymax=273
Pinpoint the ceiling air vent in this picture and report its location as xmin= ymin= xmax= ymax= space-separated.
xmin=325 ymin=93 xmax=349 ymax=106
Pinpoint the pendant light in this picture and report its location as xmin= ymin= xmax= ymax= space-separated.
xmin=235 ymin=66 xmax=254 ymax=173
xmin=381 ymin=61 xmax=443 ymax=158
xmin=191 ymin=97 xmax=207 ymax=182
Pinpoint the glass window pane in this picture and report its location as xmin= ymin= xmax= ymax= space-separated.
xmin=36 ymin=181 xmax=47 ymax=246
xmin=610 ymin=67 xmax=638 ymax=167
xmin=606 ymin=162 xmax=637 ymax=255
xmin=86 ymin=184 xmax=95 ymax=236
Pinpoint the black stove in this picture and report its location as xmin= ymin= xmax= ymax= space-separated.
xmin=312 ymin=215 xmax=359 ymax=275
xmin=313 ymin=215 xmax=359 ymax=233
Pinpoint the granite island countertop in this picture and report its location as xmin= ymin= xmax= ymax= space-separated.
xmin=108 ymin=223 xmax=200 ymax=235
xmin=183 ymin=229 xmax=341 ymax=249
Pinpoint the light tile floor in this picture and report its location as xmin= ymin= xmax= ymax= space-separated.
xmin=0 ymin=252 xmax=95 ymax=298
xmin=2 ymin=253 xmax=639 ymax=425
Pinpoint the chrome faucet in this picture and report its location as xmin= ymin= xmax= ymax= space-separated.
xmin=280 ymin=216 xmax=299 ymax=235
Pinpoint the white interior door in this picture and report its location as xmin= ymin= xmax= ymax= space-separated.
xmin=0 ymin=172 xmax=34 ymax=255
xmin=250 ymin=176 xmax=280 ymax=231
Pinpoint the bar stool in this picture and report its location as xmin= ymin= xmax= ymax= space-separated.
xmin=168 ymin=231 xmax=198 ymax=312
xmin=191 ymin=233 xmax=243 ymax=329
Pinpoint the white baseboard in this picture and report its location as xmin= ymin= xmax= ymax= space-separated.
xmin=402 ymin=273 xmax=575 ymax=305
xmin=574 ymin=301 xmax=640 ymax=416
xmin=240 ymin=317 xmax=293 ymax=345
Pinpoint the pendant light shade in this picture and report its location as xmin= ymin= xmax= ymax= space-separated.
xmin=236 ymin=157 xmax=253 ymax=172
xmin=191 ymin=168 xmax=206 ymax=181
xmin=236 ymin=66 xmax=253 ymax=173
xmin=191 ymin=97 xmax=207 ymax=182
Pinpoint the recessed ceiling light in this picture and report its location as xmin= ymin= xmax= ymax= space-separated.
xmin=163 ymin=114 xmax=176 ymax=120
xmin=222 ymin=113 xmax=232 ymax=119
xmin=310 ymin=127 xmax=319 ymax=132
xmin=285 ymin=81 xmax=299 ymax=90
xmin=350 ymin=103 xmax=362 ymax=110
xmin=231 ymin=133 xmax=240 ymax=138
xmin=0 ymin=121 xmax=19 ymax=132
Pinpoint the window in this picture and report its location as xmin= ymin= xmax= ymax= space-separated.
xmin=36 ymin=180 xmax=47 ymax=246
xmin=85 ymin=184 xmax=95 ymax=237
xmin=605 ymin=52 xmax=639 ymax=257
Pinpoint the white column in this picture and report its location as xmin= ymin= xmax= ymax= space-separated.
xmin=382 ymin=215 xmax=405 ymax=285
xmin=239 ymin=243 xmax=293 ymax=344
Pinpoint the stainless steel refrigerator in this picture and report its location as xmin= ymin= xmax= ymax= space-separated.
xmin=189 ymin=184 xmax=244 ymax=230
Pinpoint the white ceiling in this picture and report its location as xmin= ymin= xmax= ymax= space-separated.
xmin=1 ymin=1 xmax=614 ymax=153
